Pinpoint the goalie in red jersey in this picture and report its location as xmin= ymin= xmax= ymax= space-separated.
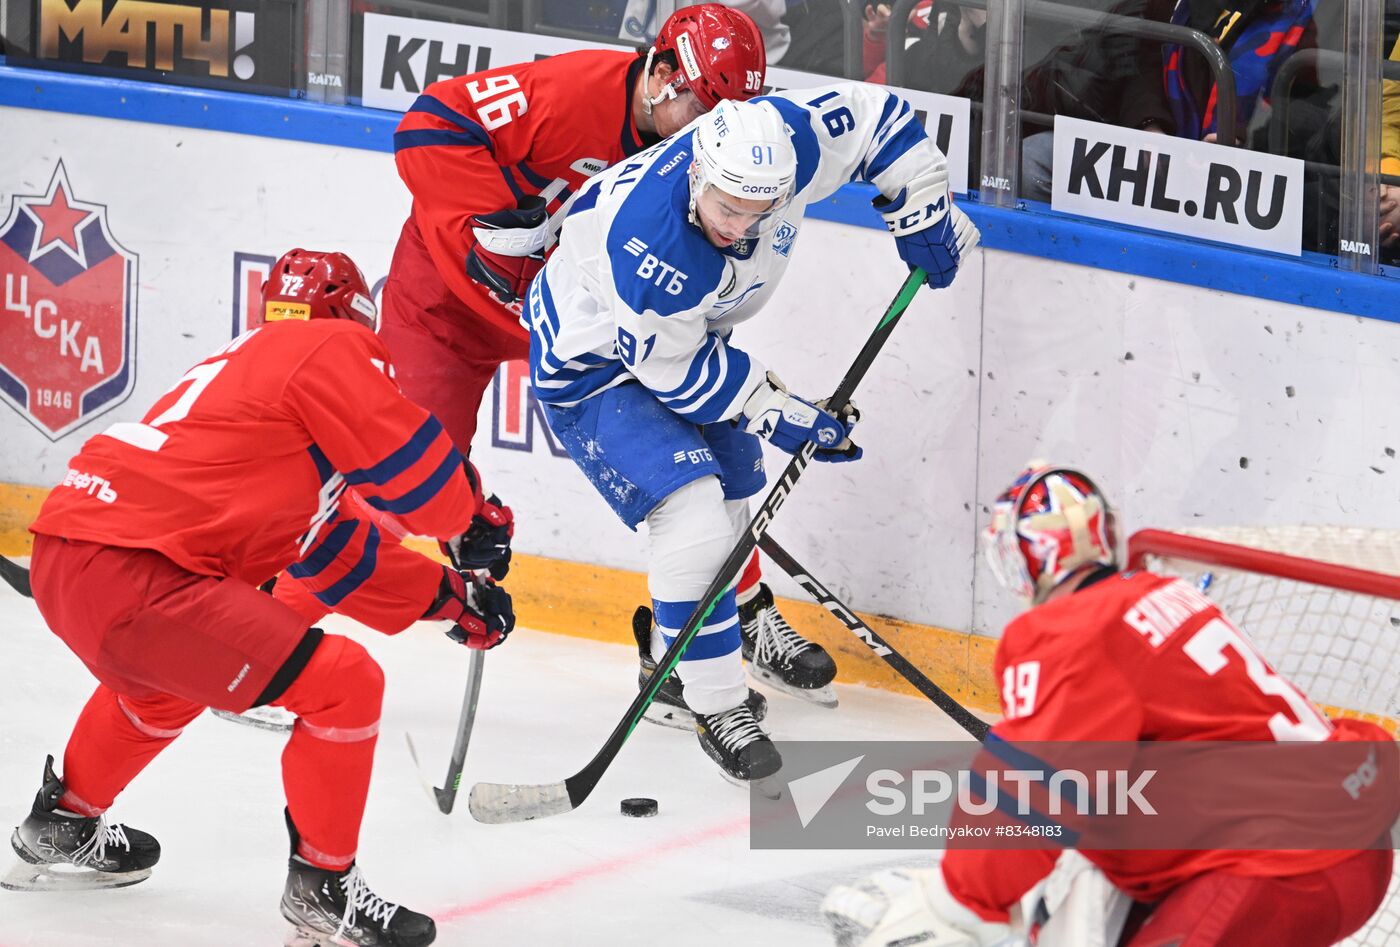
xmin=374 ymin=4 xmax=844 ymax=711
xmin=824 ymin=462 xmax=1396 ymax=947
xmin=6 ymin=249 xmax=514 ymax=947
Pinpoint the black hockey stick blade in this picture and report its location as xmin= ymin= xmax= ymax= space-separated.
xmin=757 ymin=533 xmax=990 ymax=741
xmin=0 ymin=555 xmax=32 ymax=598
xmin=468 ymin=268 xmax=929 ymax=825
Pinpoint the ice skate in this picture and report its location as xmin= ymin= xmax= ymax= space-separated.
xmin=2 ymin=755 xmax=160 ymax=892
xmin=694 ymin=701 xmax=783 ymax=787
xmin=740 ymin=583 xmax=839 ymax=708
xmin=281 ymin=813 xmax=436 ymax=947
xmin=631 ymin=606 xmax=767 ymax=730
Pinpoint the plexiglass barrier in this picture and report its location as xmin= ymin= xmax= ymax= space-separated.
xmin=1 ymin=0 xmax=1394 ymax=276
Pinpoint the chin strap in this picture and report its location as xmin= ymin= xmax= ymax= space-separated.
xmin=640 ymin=47 xmax=682 ymax=116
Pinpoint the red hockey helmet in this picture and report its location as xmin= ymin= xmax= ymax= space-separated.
xmin=983 ymin=462 xmax=1117 ymax=604
xmin=650 ymin=4 xmax=766 ymax=111
xmin=259 ymin=249 xmax=378 ymax=330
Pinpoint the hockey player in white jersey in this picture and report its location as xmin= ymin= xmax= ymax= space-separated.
xmin=527 ymin=84 xmax=979 ymax=783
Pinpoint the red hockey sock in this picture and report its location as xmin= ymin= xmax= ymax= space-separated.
xmin=273 ymin=634 xmax=384 ymax=871
xmin=736 ymin=549 xmax=762 ymax=603
xmin=61 ymin=686 xmax=204 ymax=815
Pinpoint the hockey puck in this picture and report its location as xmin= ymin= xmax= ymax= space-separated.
xmin=620 ymin=797 xmax=658 ymax=818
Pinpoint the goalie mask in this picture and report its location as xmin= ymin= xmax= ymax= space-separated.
xmin=259 ymin=249 xmax=379 ymax=331
xmin=689 ymin=100 xmax=796 ymax=243
xmin=983 ymin=463 xmax=1117 ymax=605
xmin=646 ymin=4 xmax=766 ymax=113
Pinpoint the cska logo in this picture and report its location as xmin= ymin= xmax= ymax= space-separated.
xmin=0 ymin=162 xmax=138 ymax=440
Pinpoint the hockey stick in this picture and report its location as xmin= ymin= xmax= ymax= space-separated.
xmin=0 ymin=554 xmax=32 ymax=598
xmin=757 ymin=533 xmax=990 ymax=741
xmin=405 ymin=646 xmax=486 ymax=814
xmin=468 ymin=268 xmax=929 ymax=824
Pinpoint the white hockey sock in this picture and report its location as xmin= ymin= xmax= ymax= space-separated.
xmin=646 ymin=478 xmax=747 ymax=715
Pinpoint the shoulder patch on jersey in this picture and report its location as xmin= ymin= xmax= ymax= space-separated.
xmin=772 ymin=221 xmax=798 ymax=257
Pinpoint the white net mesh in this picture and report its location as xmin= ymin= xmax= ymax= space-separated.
xmin=1135 ymin=526 xmax=1400 ymax=947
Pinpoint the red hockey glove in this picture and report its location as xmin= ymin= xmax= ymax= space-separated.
xmin=423 ymin=567 xmax=515 ymax=650
xmin=465 ymin=195 xmax=548 ymax=305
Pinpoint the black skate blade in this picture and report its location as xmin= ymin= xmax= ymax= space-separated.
xmin=749 ymin=667 xmax=839 ymax=709
xmin=0 ymin=858 xmax=151 ymax=891
xmin=211 ymin=707 xmax=294 ymax=733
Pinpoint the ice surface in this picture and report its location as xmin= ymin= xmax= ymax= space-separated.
xmin=0 ymin=578 xmax=977 ymax=946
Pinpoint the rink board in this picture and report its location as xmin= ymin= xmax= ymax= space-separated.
xmin=2 ymin=70 xmax=1398 ymax=657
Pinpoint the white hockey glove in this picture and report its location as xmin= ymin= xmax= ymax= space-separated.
xmin=739 ymin=372 xmax=862 ymax=463
xmin=466 ymin=195 xmax=549 ymax=305
xmin=874 ymin=162 xmax=980 ymax=290
xmin=821 ymin=867 xmax=1010 ymax=947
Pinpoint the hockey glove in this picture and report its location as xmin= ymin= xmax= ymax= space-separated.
xmin=740 ymin=372 xmax=863 ymax=463
xmin=424 ymin=567 xmax=515 ymax=650
xmin=875 ymin=164 xmax=980 ymax=289
xmin=442 ymin=493 xmax=514 ymax=581
xmin=465 ymin=195 xmax=549 ymax=305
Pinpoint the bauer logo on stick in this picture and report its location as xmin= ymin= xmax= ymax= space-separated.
xmin=0 ymin=161 xmax=138 ymax=440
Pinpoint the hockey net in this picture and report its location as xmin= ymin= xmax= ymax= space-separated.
xmin=1128 ymin=526 xmax=1400 ymax=947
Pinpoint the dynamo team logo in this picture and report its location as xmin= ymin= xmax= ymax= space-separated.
xmin=0 ymin=163 xmax=138 ymax=439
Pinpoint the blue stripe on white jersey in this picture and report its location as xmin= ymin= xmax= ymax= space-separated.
xmin=653 ymin=334 xmax=754 ymax=420
xmin=865 ymin=113 xmax=927 ymax=182
xmin=528 ymin=274 xmax=630 ymax=404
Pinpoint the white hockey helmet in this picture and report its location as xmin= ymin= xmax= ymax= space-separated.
xmin=689 ymin=99 xmax=796 ymax=241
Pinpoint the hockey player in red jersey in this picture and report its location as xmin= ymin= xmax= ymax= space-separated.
xmin=823 ymin=462 xmax=1396 ymax=947
xmin=380 ymin=4 xmax=841 ymax=709
xmin=5 ymin=249 xmax=515 ymax=947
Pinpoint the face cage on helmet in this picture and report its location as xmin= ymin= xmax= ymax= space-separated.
xmin=689 ymin=159 xmax=794 ymax=242
xmin=983 ymin=502 xmax=1038 ymax=604
xmin=982 ymin=467 xmax=1114 ymax=605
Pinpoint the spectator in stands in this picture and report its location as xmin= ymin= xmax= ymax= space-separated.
xmin=872 ymin=0 xmax=1159 ymax=198
xmin=1018 ymin=0 xmax=1320 ymax=200
xmin=1296 ymin=4 xmax=1400 ymax=260
xmin=1381 ymin=32 xmax=1399 ymax=257
xmin=860 ymin=2 xmax=935 ymax=84
xmin=541 ymin=0 xmax=792 ymax=63
xmin=782 ymin=0 xmax=851 ymax=76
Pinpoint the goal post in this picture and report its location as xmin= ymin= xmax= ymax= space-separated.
xmin=1126 ymin=526 xmax=1400 ymax=732
xmin=1127 ymin=526 xmax=1400 ymax=947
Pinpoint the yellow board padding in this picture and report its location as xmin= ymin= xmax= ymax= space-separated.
xmin=0 ymin=483 xmax=46 ymax=556
xmin=0 ymin=481 xmax=1000 ymax=714
xmin=11 ymin=482 xmax=1398 ymax=731
xmin=401 ymin=538 xmax=1002 ymax=714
